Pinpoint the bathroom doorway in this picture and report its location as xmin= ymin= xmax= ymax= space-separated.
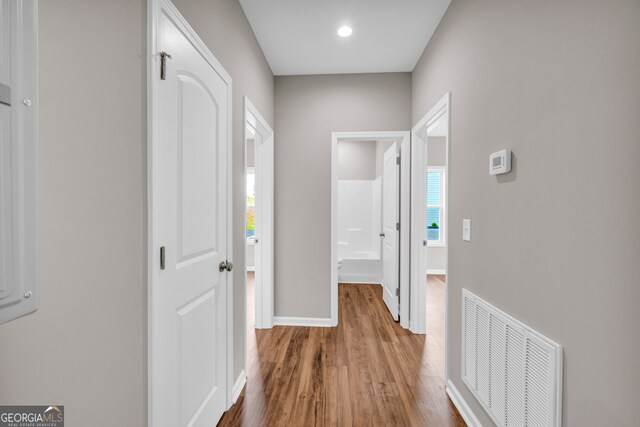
xmin=331 ymin=131 xmax=410 ymax=326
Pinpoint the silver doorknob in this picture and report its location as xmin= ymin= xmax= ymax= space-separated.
xmin=219 ymin=261 xmax=233 ymax=272
xmin=423 ymin=240 xmax=428 ymax=246
xmin=254 ymin=239 xmax=259 ymax=244
xmin=379 ymin=232 xmax=386 ymax=238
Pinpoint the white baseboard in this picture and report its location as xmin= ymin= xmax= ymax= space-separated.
xmin=246 ymin=266 xmax=255 ymax=272
xmin=446 ymin=380 xmax=482 ymax=427
xmin=232 ymin=370 xmax=247 ymax=403
xmin=427 ymin=269 xmax=447 ymax=275
xmin=338 ymin=281 xmax=382 ymax=285
xmin=338 ymin=275 xmax=381 ymax=283
xmin=273 ymin=316 xmax=334 ymax=327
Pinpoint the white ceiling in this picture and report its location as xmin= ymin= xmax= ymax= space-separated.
xmin=239 ymin=0 xmax=452 ymax=76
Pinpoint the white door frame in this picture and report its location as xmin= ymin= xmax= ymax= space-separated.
xmin=331 ymin=131 xmax=411 ymax=327
xmin=410 ymin=93 xmax=450 ymax=378
xmin=147 ymin=0 xmax=235 ymax=422
xmin=243 ymin=96 xmax=274 ymax=332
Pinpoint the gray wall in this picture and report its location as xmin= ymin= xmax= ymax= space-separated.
xmin=246 ymin=138 xmax=255 ymax=168
xmin=426 ymin=247 xmax=446 ymax=272
xmin=338 ymin=140 xmax=376 ymax=180
xmin=274 ymin=73 xmax=411 ymax=318
xmin=412 ymin=0 xmax=640 ymax=425
xmin=172 ymin=0 xmax=274 ymax=382
xmin=0 ymin=1 xmax=147 ymax=425
xmin=427 ymin=136 xmax=446 ymax=167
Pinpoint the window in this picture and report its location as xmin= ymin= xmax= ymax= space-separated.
xmin=246 ymin=170 xmax=255 ymax=242
xmin=426 ymin=168 xmax=445 ymax=244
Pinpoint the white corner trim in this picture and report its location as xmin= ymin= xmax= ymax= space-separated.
xmin=446 ymin=380 xmax=483 ymax=427
xmin=427 ymin=269 xmax=447 ymax=275
xmin=232 ymin=370 xmax=247 ymax=404
xmin=273 ymin=316 xmax=335 ymax=327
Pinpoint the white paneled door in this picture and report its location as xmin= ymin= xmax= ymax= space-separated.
xmin=382 ymin=143 xmax=400 ymax=320
xmin=152 ymin=3 xmax=231 ymax=426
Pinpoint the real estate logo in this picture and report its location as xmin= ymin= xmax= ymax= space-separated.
xmin=0 ymin=405 xmax=64 ymax=427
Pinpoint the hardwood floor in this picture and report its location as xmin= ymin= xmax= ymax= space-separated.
xmin=218 ymin=274 xmax=464 ymax=426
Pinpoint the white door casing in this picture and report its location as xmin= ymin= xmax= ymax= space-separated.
xmin=149 ymin=1 xmax=233 ymax=426
xmin=399 ymin=138 xmax=411 ymax=329
xmin=382 ymin=143 xmax=399 ymax=320
xmin=410 ymin=124 xmax=428 ymax=335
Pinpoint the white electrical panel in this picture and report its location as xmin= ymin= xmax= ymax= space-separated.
xmin=489 ymin=149 xmax=511 ymax=175
xmin=0 ymin=0 xmax=38 ymax=324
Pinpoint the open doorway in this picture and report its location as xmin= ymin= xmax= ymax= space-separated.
xmin=239 ymin=96 xmax=274 ymax=399
xmin=243 ymin=96 xmax=274 ymax=330
xmin=334 ymin=139 xmax=384 ymax=287
xmin=331 ymin=131 xmax=410 ymax=327
xmin=410 ymin=93 xmax=450 ymax=380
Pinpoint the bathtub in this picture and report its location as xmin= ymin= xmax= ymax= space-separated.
xmin=338 ymin=254 xmax=381 ymax=284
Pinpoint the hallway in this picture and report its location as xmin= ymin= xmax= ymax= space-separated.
xmin=219 ymin=276 xmax=463 ymax=426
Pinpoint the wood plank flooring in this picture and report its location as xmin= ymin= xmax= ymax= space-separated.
xmin=218 ymin=274 xmax=465 ymax=426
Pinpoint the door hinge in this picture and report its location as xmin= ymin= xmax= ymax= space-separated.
xmin=160 ymin=246 xmax=166 ymax=270
xmin=0 ymin=83 xmax=10 ymax=106
xmin=395 ymin=288 xmax=400 ymax=297
xmin=396 ymin=156 xmax=400 ymax=165
xmin=159 ymin=51 xmax=172 ymax=80
xmin=396 ymin=222 xmax=400 ymax=231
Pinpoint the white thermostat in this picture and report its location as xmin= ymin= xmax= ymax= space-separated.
xmin=489 ymin=149 xmax=511 ymax=175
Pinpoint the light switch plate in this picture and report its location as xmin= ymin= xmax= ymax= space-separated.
xmin=463 ymin=219 xmax=471 ymax=241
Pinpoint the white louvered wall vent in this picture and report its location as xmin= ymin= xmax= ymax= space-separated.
xmin=462 ymin=289 xmax=563 ymax=427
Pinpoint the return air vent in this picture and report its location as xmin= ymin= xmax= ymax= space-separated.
xmin=462 ymin=289 xmax=563 ymax=427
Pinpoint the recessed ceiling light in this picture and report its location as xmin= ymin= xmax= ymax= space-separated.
xmin=337 ymin=26 xmax=353 ymax=37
